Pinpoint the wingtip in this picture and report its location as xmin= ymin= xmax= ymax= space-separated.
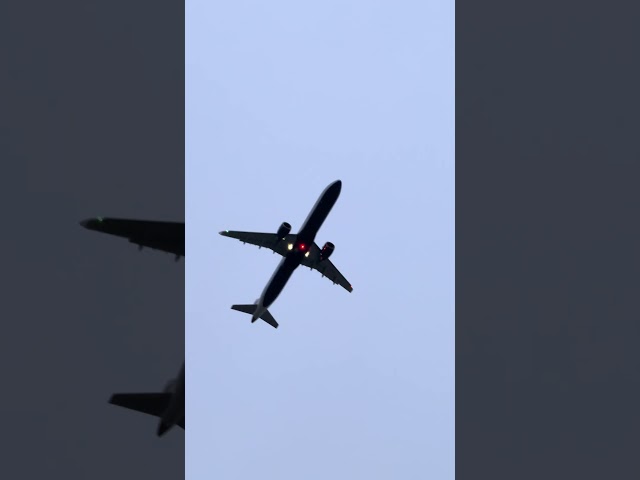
xmin=80 ymin=217 xmax=104 ymax=230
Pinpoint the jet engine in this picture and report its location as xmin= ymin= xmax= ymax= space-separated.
xmin=277 ymin=222 xmax=291 ymax=240
xmin=320 ymin=241 xmax=335 ymax=261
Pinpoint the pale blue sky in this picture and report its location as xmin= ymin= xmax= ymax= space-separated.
xmin=186 ymin=1 xmax=454 ymax=478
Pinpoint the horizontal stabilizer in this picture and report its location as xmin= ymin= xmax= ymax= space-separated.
xmin=230 ymin=304 xmax=257 ymax=315
xmin=109 ymin=393 xmax=172 ymax=422
xmin=258 ymin=309 xmax=279 ymax=329
xmin=231 ymin=304 xmax=279 ymax=329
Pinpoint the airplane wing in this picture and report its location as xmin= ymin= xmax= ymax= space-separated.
xmin=80 ymin=217 xmax=184 ymax=258
xmin=219 ymin=230 xmax=298 ymax=257
xmin=301 ymin=243 xmax=353 ymax=293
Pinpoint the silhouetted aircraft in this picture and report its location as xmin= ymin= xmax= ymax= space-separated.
xmin=109 ymin=364 xmax=184 ymax=437
xmin=79 ymin=217 xmax=183 ymax=260
xmin=220 ymin=180 xmax=352 ymax=328
xmin=79 ymin=216 xmax=184 ymax=436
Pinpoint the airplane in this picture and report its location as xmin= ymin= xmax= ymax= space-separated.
xmin=79 ymin=217 xmax=184 ymax=260
xmin=109 ymin=364 xmax=184 ymax=437
xmin=220 ymin=179 xmax=352 ymax=329
xmin=80 ymin=216 xmax=184 ymax=436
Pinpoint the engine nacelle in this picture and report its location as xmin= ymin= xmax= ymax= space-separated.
xmin=277 ymin=222 xmax=291 ymax=240
xmin=320 ymin=241 xmax=335 ymax=261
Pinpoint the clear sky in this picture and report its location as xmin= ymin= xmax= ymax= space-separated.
xmin=186 ymin=1 xmax=454 ymax=479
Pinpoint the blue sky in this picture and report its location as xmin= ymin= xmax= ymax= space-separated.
xmin=186 ymin=1 xmax=454 ymax=478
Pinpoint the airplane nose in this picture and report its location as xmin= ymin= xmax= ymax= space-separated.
xmin=79 ymin=219 xmax=90 ymax=228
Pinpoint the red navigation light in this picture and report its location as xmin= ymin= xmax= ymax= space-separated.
xmin=300 ymin=243 xmax=305 ymax=251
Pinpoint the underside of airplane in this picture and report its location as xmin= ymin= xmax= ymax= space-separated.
xmin=220 ymin=180 xmax=352 ymax=328
xmin=219 ymin=227 xmax=353 ymax=293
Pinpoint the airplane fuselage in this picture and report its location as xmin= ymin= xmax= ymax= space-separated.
xmin=157 ymin=364 xmax=185 ymax=436
xmin=251 ymin=180 xmax=342 ymax=322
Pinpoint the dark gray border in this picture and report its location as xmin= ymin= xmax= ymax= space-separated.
xmin=2 ymin=1 xmax=184 ymax=477
xmin=457 ymin=1 xmax=640 ymax=478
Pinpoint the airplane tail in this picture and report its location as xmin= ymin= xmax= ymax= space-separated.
xmin=109 ymin=392 xmax=182 ymax=436
xmin=231 ymin=304 xmax=279 ymax=329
